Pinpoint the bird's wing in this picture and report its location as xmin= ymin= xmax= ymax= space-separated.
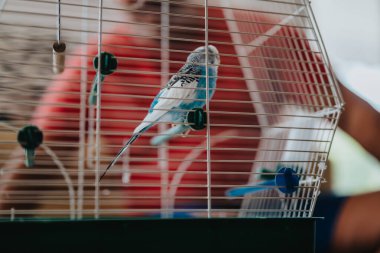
xmin=134 ymin=67 xmax=201 ymax=133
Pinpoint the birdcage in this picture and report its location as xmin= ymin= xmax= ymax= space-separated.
xmin=0 ymin=0 xmax=342 ymax=251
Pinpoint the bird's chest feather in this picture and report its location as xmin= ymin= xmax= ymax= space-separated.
xmin=181 ymin=66 xmax=217 ymax=108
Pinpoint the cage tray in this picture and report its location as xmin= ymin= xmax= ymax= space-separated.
xmin=0 ymin=218 xmax=315 ymax=253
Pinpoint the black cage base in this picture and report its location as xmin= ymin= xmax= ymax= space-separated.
xmin=0 ymin=218 xmax=316 ymax=253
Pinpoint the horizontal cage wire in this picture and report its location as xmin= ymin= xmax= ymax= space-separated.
xmin=0 ymin=0 xmax=343 ymax=220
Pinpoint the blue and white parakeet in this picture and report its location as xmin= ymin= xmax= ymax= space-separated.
xmin=100 ymin=45 xmax=220 ymax=180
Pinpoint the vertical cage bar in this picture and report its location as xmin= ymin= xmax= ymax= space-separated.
xmin=77 ymin=0 xmax=89 ymax=220
xmin=56 ymin=0 xmax=61 ymax=44
xmin=204 ymin=0 xmax=211 ymax=218
xmin=94 ymin=0 xmax=103 ymax=219
xmin=160 ymin=0 xmax=170 ymax=218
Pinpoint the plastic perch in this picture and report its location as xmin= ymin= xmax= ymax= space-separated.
xmin=226 ymin=167 xmax=300 ymax=197
xmin=89 ymin=52 xmax=118 ymax=105
xmin=52 ymin=41 xmax=66 ymax=74
xmin=17 ymin=125 xmax=43 ymax=168
xmin=150 ymin=108 xmax=207 ymax=146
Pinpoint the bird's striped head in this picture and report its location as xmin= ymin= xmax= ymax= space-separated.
xmin=186 ymin=45 xmax=220 ymax=67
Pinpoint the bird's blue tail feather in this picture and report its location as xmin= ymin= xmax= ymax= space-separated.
xmin=99 ymin=125 xmax=150 ymax=181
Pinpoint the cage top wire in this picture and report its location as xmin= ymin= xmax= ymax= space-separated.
xmin=0 ymin=0 xmax=343 ymax=220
